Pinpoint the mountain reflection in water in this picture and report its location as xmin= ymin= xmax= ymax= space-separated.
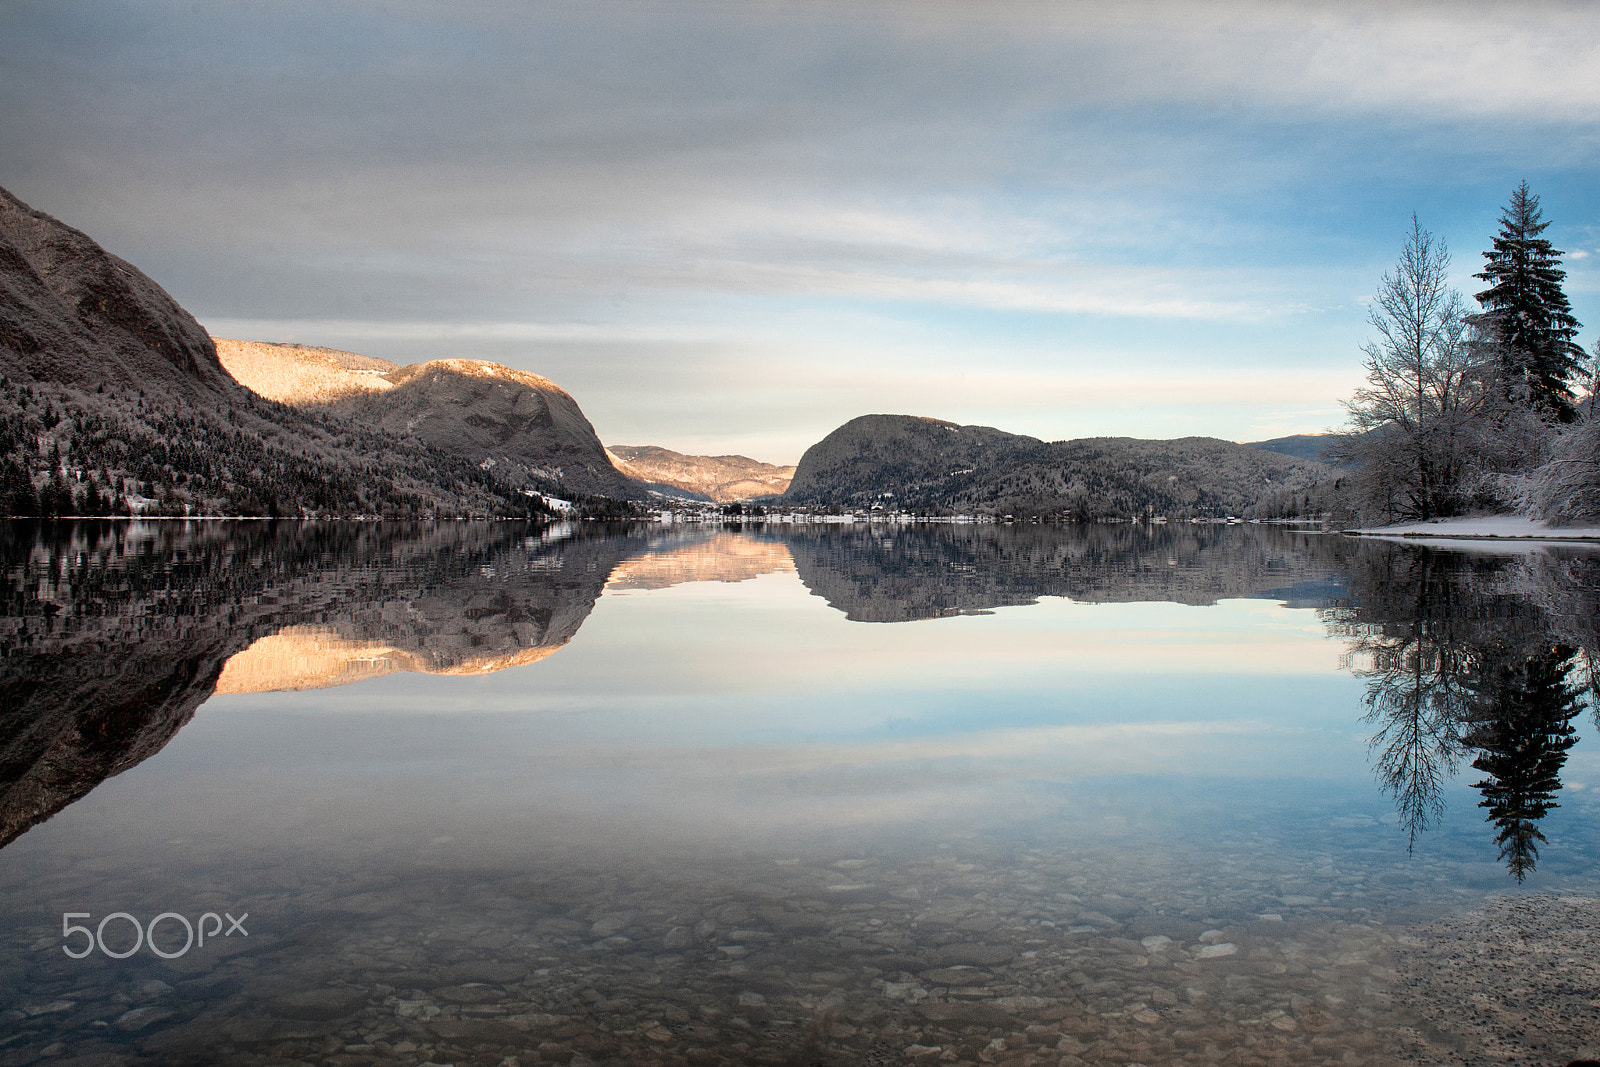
xmin=2 ymin=520 xmax=1597 ymax=882
xmin=0 ymin=521 xmax=646 ymax=847
xmin=6 ymin=519 xmax=1600 ymax=1067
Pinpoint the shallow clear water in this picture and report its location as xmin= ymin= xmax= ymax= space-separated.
xmin=1 ymin=521 xmax=1597 ymax=1066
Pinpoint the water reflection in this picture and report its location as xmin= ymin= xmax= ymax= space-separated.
xmin=0 ymin=520 xmax=656 ymax=846
xmin=782 ymin=522 xmax=1351 ymax=621
xmin=1326 ymin=542 xmax=1600 ymax=878
xmin=3 ymin=522 xmax=1597 ymax=866
xmin=2 ymin=521 xmax=1356 ymax=849
xmin=1463 ymin=642 xmax=1585 ymax=880
xmin=3 ymin=520 xmax=1600 ymax=1065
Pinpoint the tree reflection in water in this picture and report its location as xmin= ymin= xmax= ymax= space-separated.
xmin=1329 ymin=543 xmax=1599 ymax=880
xmin=5 ymin=520 xmax=1597 ymax=884
xmin=1329 ymin=550 xmax=1474 ymax=851
xmin=1464 ymin=642 xmax=1584 ymax=881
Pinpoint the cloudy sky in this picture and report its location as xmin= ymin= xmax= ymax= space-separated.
xmin=4 ymin=1 xmax=1599 ymax=462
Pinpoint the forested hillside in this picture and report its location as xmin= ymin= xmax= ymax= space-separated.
xmin=217 ymin=340 xmax=638 ymax=499
xmin=608 ymin=444 xmax=796 ymax=502
xmin=1245 ymin=434 xmax=1339 ymax=465
xmin=0 ymin=187 xmax=560 ymax=518
xmin=783 ymin=414 xmax=1326 ymax=519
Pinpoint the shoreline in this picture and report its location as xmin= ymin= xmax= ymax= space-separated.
xmin=1344 ymin=515 xmax=1600 ymax=544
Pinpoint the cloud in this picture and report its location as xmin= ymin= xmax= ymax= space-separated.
xmin=695 ymin=718 xmax=1294 ymax=779
xmin=10 ymin=2 xmax=1597 ymax=232
xmin=3 ymin=0 xmax=1595 ymax=451
xmin=1063 ymin=2 xmax=1600 ymax=123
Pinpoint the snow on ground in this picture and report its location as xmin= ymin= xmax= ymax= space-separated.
xmin=1346 ymin=514 xmax=1600 ymax=543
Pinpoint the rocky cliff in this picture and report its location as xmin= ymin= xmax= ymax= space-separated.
xmin=343 ymin=359 xmax=634 ymax=498
xmin=211 ymin=338 xmax=397 ymax=405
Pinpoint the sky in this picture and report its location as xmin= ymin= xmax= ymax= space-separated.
xmin=3 ymin=0 xmax=1599 ymax=463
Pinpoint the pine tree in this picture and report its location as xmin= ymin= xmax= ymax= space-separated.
xmin=40 ymin=469 xmax=72 ymax=517
xmin=1471 ymin=182 xmax=1586 ymax=423
xmin=83 ymin=476 xmax=106 ymax=516
xmin=0 ymin=458 xmax=37 ymax=516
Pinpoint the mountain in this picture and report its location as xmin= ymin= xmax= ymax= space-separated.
xmin=784 ymin=415 xmax=1023 ymax=503
xmin=1244 ymin=433 xmax=1338 ymax=464
xmin=0 ymin=189 xmax=232 ymax=399
xmin=606 ymin=444 xmax=796 ymax=502
xmin=0 ymin=187 xmax=552 ymax=518
xmin=784 ymin=414 xmax=1328 ymax=519
xmin=1242 ymin=432 xmax=1375 ymax=520
xmin=216 ymin=338 xmax=636 ymax=498
xmin=211 ymin=338 xmax=397 ymax=405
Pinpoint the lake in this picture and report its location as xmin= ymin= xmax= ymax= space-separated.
xmin=2 ymin=520 xmax=1598 ymax=1066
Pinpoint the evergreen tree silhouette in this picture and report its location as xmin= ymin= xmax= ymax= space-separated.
xmin=1464 ymin=643 xmax=1584 ymax=881
xmin=0 ymin=458 xmax=37 ymax=516
xmin=1472 ymin=182 xmax=1586 ymax=423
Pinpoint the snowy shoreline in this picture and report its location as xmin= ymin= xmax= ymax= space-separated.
xmin=1344 ymin=514 xmax=1600 ymax=543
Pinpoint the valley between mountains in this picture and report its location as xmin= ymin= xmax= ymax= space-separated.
xmin=1 ymin=187 xmax=1330 ymax=520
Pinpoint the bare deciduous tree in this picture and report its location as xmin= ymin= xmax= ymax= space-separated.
xmin=1338 ymin=217 xmax=1486 ymax=523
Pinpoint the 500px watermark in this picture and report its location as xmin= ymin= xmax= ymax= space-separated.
xmin=61 ymin=911 xmax=248 ymax=960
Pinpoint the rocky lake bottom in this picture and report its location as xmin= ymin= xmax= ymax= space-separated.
xmin=5 ymin=811 xmax=1599 ymax=1067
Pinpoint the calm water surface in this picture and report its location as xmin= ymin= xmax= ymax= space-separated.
xmin=1 ymin=521 xmax=1597 ymax=1066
